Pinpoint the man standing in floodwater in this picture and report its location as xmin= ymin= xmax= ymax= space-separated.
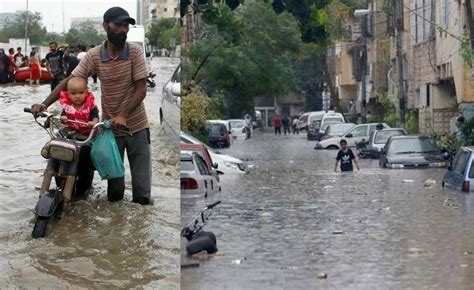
xmin=31 ymin=6 xmax=152 ymax=205
xmin=334 ymin=139 xmax=360 ymax=172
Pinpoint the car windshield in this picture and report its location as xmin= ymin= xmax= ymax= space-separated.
xmin=181 ymin=160 xmax=194 ymax=171
xmin=208 ymin=125 xmax=225 ymax=137
xmin=388 ymin=138 xmax=439 ymax=154
xmin=309 ymin=115 xmax=323 ymax=124
xmin=321 ymin=121 xmax=341 ymax=132
xmin=230 ymin=121 xmax=243 ymax=128
xmin=374 ymin=130 xmax=405 ymax=144
xmin=326 ymin=124 xmax=354 ymax=136
xmin=323 ymin=117 xmax=343 ymax=124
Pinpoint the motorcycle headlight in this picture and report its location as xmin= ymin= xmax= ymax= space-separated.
xmin=224 ymin=161 xmax=239 ymax=169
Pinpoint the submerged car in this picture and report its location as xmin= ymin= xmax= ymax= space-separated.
xmin=206 ymin=121 xmax=231 ymax=148
xmin=379 ymin=135 xmax=446 ymax=169
xmin=228 ymin=119 xmax=248 ymax=140
xmin=181 ymin=151 xmax=221 ymax=196
xmin=180 ymin=132 xmax=248 ymax=174
xmin=442 ymin=147 xmax=474 ymax=192
xmin=315 ymin=123 xmax=390 ymax=149
xmin=364 ymin=128 xmax=407 ymax=158
xmin=319 ymin=123 xmax=355 ymax=141
xmin=160 ymin=64 xmax=180 ymax=137
xmin=306 ymin=112 xmax=344 ymax=140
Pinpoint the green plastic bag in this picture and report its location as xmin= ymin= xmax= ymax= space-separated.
xmin=91 ymin=121 xmax=124 ymax=179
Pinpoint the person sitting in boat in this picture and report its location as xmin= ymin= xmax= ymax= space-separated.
xmin=29 ymin=51 xmax=41 ymax=86
xmin=20 ymin=56 xmax=29 ymax=68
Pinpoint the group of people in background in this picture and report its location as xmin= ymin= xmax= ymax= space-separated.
xmin=0 ymin=43 xmax=97 ymax=88
xmin=271 ymin=114 xmax=299 ymax=135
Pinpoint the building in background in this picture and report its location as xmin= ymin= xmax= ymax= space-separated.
xmin=151 ymin=0 xmax=180 ymax=20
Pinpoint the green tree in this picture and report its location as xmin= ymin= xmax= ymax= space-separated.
xmin=0 ymin=11 xmax=47 ymax=44
xmin=146 ymin=18 xmax=179 ymax=48
xmin=64 ymin=22 xmax=103 ymax=46
xmin=183 ymin=2 xmax=302 ymax=117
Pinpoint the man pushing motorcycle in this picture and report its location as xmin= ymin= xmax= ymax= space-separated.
xmin=32 ymin=7 xmax=152 ymax=205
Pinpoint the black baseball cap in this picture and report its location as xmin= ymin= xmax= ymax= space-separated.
xmin=103 ymin=7 xmax=136 ymax=25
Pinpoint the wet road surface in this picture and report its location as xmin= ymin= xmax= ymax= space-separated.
xmin=181 ymin=131 xmax=474 ymax=289
xmin=0 ymin=57 xmax=180 ymax=288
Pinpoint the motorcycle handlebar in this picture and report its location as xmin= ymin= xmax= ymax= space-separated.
xmin=24 ymin=107 xmax=48 ymax=118
xmin=206 ymin=200 xmax=221 ymax=209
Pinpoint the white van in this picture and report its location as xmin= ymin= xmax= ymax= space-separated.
xmin=127 ymin=25 xmax=151 ymax=66
xmin=306 ymin=111 xmax=345 ymax=140
xmin=297 ymin=111 xmax=338 ymax=132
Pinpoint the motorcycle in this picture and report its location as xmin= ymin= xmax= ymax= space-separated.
xmin=146 ymin=71 xmax=156 ymax=88
xmin=24 ymin=107 xmax=123 ymax=238
xmin=181 ymin=200 xmax=221 ymax=256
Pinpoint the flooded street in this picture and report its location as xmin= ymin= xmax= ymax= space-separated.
xmin=0 ymin=57 xmax=180 ymax=288
xmin=181 ymin=131 xmax=474 ymax=289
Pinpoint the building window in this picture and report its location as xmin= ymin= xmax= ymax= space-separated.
xmin=426 ymin=84 xmax=430 ymax=107
xmin=444 ymin=0 xmax=450 ymax=27
xmin=164 ymin=7 xmax=168 ymax=12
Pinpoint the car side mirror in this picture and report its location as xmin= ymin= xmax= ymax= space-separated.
xmin=228 ymin=131 xmax=232 ymax=134
xmin=213 ymin=162 xmax=218 ymax=169
xmin=346 ymin=133 xmax=353 ymax=138
xmin=145 ymin=52 xmax=151 ymax=57
xmin=171 ymin=82 xmax=180 ymax=97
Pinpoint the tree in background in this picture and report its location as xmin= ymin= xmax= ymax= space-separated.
xmin=146 ymin=18 xmax=180 ymax=50
xmin=183 ymin=2 xmax=302 ymax=118
xmin=0 ymin=11 xmax=47 ymax=44
xmin=64 ymin=22 xmax=103 ymax=47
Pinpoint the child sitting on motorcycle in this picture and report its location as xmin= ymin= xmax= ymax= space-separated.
xmin=40 ymin=77 xmax=99 ymax=209
xmin=41 ymin=77 xmax=99 ymax=158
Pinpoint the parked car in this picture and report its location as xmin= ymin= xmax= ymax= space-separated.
xmin=206 ymin=121 xmax=231 ymax=148
xmin=181 ymin=151 xmax=221 ymax=196
xmin=364 ymin=128 xmax=407 ymax=158
xmin=442 ymin=147 xmax=474 ymax=192
xmin=228 ymin=119 xmax=248 ymax=140
xmin=379 ymin=135 xmax=447 ymax=169
xmin=320 ymin=123 xmax=356 ymax=141
xmin=160 ymin=64 xmax=180 ymax=137
xmin=180 ymin=132 xmax=248 ymax=174
xmin=307 ymin=112 xmax=345 ymax=140
xmin=315 ymin=123 xmax=390 ymax=149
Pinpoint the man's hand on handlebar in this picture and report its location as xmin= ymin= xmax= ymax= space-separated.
xmin=60 ymin=116 xmax=67 ymax=123
xmin=31 ymin=103 xmax=47 ymax=116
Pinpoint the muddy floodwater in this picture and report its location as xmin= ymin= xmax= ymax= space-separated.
xmin=181 ymin=131 xmax=474 ymax=289
xmin=0 ymin=57 xmax=180 ymax=288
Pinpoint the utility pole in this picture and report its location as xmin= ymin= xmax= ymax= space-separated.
xmin=395 ymin=0 xmax=405 ymax=127
xmin=24 ymin=0 xmax=28 ymax=53
xmin=361 ymin=38 xmax=367 ymax=123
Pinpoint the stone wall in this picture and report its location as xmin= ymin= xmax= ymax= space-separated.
xmin=419 ymin=107 xmax=456 ymax=134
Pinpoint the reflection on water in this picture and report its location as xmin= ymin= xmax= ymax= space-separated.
xmin=182 ymin=132 xmax=474 ymax=289
xmin=0 ymin=58 xmax=180 ymax=289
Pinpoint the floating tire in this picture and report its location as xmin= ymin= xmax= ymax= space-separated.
xmin=32 ymin=216 xmax=50 ymax=239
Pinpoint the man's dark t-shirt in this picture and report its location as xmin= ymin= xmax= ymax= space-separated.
xmin=45 ymin=50 xmax=64 ymax=77
xmin=337 ymin=148 xmax=355 ymax=171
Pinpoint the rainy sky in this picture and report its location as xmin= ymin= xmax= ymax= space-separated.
xmin=0 ymin=0 xmax=137 ymax=33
